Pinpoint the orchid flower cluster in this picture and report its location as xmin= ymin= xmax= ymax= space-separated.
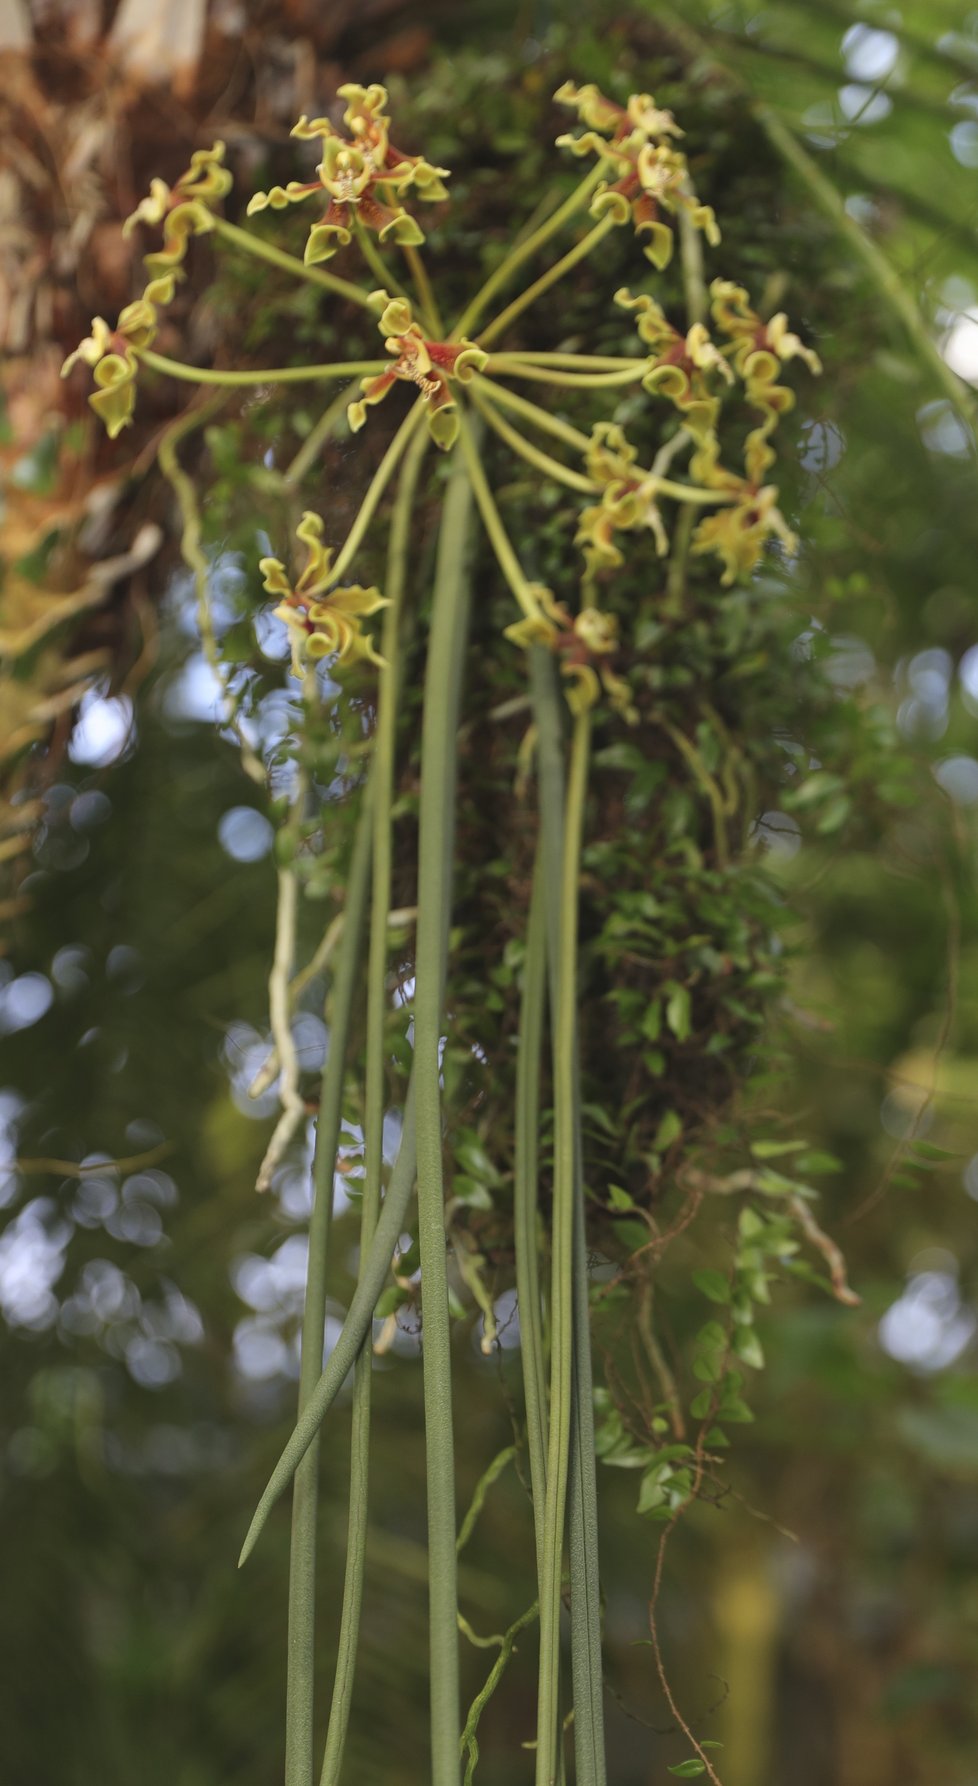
xmin=63 ymin=77 xmax=818 ymax=719
xmin=61 ymin=76 xmax=828 ymax=1786
xmin=62 ymin=144 xmax=232 ymax=439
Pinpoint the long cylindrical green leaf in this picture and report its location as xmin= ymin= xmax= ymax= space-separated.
xmin=567 ymin=1124 xmax=606 ymax=1786
xmin=320 ymin=424 xmax=430 ymax=1786
xmin=531 ymin=649 xmax=606 ymax=1786
xmin=413 ymin=428 xmax=480 ymax=1786
xmin=535 ymin=704 xmax=590 ymax=1786
xmin=285 ymin=781 xmax=373 ymax=1786
xmin=238 ymin=1077 xmax=417 ymax=1568
xmin=514 ymin=857 xmax=550 ymax=1569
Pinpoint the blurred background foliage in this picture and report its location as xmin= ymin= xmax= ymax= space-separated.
xmin=2 ymin=3 xmax=978 ymax=1785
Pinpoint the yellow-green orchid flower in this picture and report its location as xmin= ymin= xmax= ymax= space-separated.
xmin=576 ymin=422 xmax=669 ymax=573
xmin=60 ymin=295 xmax=159 ymax=438
xmin=690 ymin=482 xmax=797 ymax=585
xmin=123 ymin=142 xmax=231 ymax=279
xmin=259 ymin=511 xmax=388 ymax=676
xmin=616 ymin=287 xmax=733 ymax=442
xmin=505 ymin=585 xmax=636 ymax=721
xmin=330 ymin=84 xmax=450 ymax=198
xmin=554 ymin=80 xmax=683 ymax=143
xmin=246 ymin=86 xmax=449 ymax=266
xmin=710 ymin=279 xmax=821 ymax=477
xmin=688 ymin=438 xmax=798 ymax=584
xmin=556 ymin=80 xmax=718 ymax=269
xmin=348 ymin=296 xmax=487 ymax=450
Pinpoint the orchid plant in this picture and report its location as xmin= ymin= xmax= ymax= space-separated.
xmin=63 ymin=77 xmax=838 ymax=1786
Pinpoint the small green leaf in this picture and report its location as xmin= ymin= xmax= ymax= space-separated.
xmin=733 ymin=1327 xmax=765 ymax=1369
xmin=755 ymin=1168 xmax=801 ymax=1197
xmin=375 ymin=1286 xmax=408 ymax=1318
xmin=637 ymin=1473 xmax=669 ymax=1515
xmin=455 ymin=1137 xmax=500 ymax=1184
xmin=654 ymin=1108 xmax=683 ymax=1150
xmin=816 ymin=793 xmax=852 ymax=834
xmin=751 ymin=1139 xmax=806 ymax=1159
xmin=795 ymin=1151 xmax=843 ymax=1174
xmin=608 ymin=1184 xmax=635 ymax=1212
xmin=582 ymin=1102 xmax=618 ymax=1136
xmin=692 ymin=1269 xmax=731 ymax=1304
xmin=666 ymin=983 xmax=692 ymax=1043
xmin=718 ymin=1395 xmax=754 ymax=1424
xmin=668 ymin=1761 xmax=707 ymax=1776
xmin=451 ymin=1176 xmax=493 ymax=1210
xmin=784 ymin=769 xmax=843 ymax=809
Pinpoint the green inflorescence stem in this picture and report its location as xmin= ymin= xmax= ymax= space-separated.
xmin=212 ymin=216 xmax=376 ymax=308
xmin=402 ymin=241 xmax=444 ymax=337
xmin=139 ymin=348 xmax=388 ymax=387
xmin=472 ymin=377 xmax=735 ymax=505
xmin=469 ymin=385 xmax=597 ymax=494
xmin=330 ymin=401 xmax=427 ymax=583
xmin=353 ymin=218 xmax=412 ymax=306
xmin=283 ymin=383 xmax=359 ymax=488
xmin=471 ymin=376 xmax=592 ymax=455
xmin=452 ymin=162 xmax=607 ymax=341
xmin=478 ymin=215 xmax=619 ymax=351
xmin=485 ymin=358 xmax=646 ymax=389
xmin=455 ymin=408 xmax=544 ymax=620
xmin=488 ymin=352 xmax=647 ymax=370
